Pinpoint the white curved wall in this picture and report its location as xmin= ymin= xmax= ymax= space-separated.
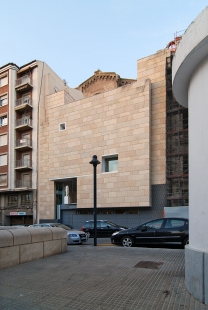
xmin=172 ymin=6 xmax=208 ymax=304
xmin=172 ymin=6 xmax=208 ymax=108
xmin=188 ymin=56 xmax=208 ymax=251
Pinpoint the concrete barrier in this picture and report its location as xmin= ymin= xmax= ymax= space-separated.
xmin=0 ymin=227 xmax=67 ymax=270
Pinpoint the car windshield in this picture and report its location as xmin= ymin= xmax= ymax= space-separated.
xmin=106 ymin=221 xmax=121 ymax=227
xmin=51 ymin=224 xmax=72 ymax=230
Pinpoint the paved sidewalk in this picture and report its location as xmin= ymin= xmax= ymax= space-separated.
xmin=0 ymin=245 xmax=207 ymax=310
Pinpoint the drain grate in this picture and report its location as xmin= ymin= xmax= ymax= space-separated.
xmin=134 ymin=261 xmax=164 ymax=270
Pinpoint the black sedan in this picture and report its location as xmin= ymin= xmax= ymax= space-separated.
xmin=111 ymin=217 xmax=189 ymax=247
xmin=81 ymin=220 xmax=128 ymax=238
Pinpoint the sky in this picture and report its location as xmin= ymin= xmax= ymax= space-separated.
xmin=1 ymin=0 xmax=208 ymax=88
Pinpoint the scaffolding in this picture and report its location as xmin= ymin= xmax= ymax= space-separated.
xmin=166 ymin=55 xmax=189 ymax=206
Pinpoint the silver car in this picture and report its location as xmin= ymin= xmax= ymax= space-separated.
xmin=29 ymin=223 xmax=88 ymax=245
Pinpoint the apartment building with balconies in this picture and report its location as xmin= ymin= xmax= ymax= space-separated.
xmin=0 ymin=61 xmax=84 ymax=225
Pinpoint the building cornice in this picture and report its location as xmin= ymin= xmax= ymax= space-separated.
xmin=0 ymin=63 xmax=19 ymax=74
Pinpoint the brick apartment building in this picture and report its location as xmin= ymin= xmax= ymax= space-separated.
xmin=0 ymin=61 xmax=83 ymax=225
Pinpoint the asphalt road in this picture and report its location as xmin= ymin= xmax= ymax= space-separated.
xmin=84 ymin=237 xmax=112 ymax=246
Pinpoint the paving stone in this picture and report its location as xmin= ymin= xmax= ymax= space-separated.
xmin=0 ymin=245 xmax=208 ymax=310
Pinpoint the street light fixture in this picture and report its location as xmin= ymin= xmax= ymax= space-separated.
xmin=89 ymin=155 xmax=100 ymax=246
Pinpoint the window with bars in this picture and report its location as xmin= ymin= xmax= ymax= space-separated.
xmin=7 ymin=195 xmax=18 ymax=205
xmin=21 ymin=193 xmax=31 ymax=205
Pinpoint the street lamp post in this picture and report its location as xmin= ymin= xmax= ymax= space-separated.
xmin=89 ymin=155 xmax=100 ymax=246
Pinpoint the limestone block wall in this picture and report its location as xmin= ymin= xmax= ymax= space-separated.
xmin=0 ymin=227 xmax=67 ymax=270
xmin=39 ymin=79 xmax=151 ymax=219
xmin=137 ymin=49 xmax=170 ymax=185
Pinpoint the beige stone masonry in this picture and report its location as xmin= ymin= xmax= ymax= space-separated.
xmin=0 ymin=230 xmax=13 ymax=247
xmin=138 ymin=48 xmax=170 ymax=185
xmin=0 ymin=227 xmax=67 ymax=270
xmin=39 ymin=79 xmax=151 ymax=218
xmin=20 ymin=243 xmax=43 ymax=264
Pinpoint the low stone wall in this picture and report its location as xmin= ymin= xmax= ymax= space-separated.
xmin=0 ymin=227 xmax=67 ymax=270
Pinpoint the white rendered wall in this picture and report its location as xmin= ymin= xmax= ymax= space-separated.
xmin=188 ymin=56 xmax=208 ymax=251
xmin=172 ymin=7 xmax=208 ymax=303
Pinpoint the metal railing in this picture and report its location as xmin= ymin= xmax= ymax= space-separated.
xmin=15 ymin=98 xmax=32 ymax=108
xmin=16 ymin=118 xmax=32 ymax=127
xmin=16 ymin=180 xmax=32 ymax=188
xmin=15 ymin=159 xmax=32 ymax=168
xmin=16 ymin=138 xmax=32 ymax=148
xmin=15 ymin=75 xmax=31 ymax=87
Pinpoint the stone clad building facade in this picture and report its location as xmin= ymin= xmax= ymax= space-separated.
xmin=38 ymin=48 xmax=171 ymax=229
xmin=0 ymin=43 xmax=188 ymax=228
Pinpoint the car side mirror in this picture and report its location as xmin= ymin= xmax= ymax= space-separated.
xmin=141 ymin=228 xmax=147 ymax=232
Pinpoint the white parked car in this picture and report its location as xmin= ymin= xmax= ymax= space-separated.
xmin=29 ymin=223 xmax=88 ymax=245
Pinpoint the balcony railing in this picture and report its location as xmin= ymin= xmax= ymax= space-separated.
xmin=16 ymin=138 xmax=32 ymax=148
xmin=15 ymin=75 xmax=33 ymax=92
xmin=15 ymin=75 xmax=31 ymax=87
xmin=16 ymin=180 xmax=32 ymax=188
xmin=15 ymin=159 xmax=32 ymax=169
xmin=15 ymin=98 xmax=32 ymax=109
xmin=15 ymin=118 xmax=32 ymax=129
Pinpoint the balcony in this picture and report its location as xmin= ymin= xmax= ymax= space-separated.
xmin=15 ymin=98 xmax=33 ymax=112
xmin=15 ymin=159 xmax=32 ymax=171
xmin=15 ymin=118 xmax=32 ymax=131
xmin=16 ymin=180 xmax=32 ymax=189
xmin=15 ymin=75 xmax=33 ymax=93
xmin=15 ymin=138 xmax=32 ymax=151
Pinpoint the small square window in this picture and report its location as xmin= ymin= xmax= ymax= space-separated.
xmin=59 ymin=123 xmax=66 ymax=131
xmin=102 ymin=155 xmax=118 ymax=173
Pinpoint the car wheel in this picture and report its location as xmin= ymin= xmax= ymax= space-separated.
xmin=85 ymin=232 xmax=91 ymax=238
xmin=182 ymin=237 xmax=189 ymax=247
xmin=121 ymin=236 xmax=134 ymax=247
